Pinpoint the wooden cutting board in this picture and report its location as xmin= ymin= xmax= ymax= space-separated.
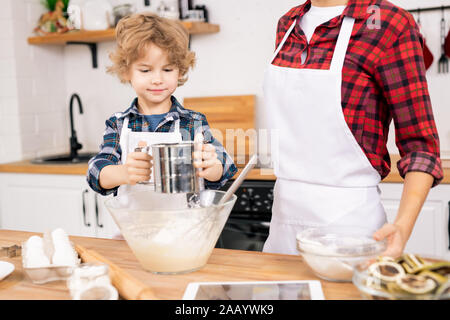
xmin=183 ymin=95 xmax=256 ymax=165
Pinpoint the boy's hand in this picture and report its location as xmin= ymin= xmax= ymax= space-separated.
xmin=193 ymin=143 xmax=223 ymax=182
xmin=123 ymin=141 xmax=153 ymax=185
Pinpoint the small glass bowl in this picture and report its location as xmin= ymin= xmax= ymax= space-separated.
xmin=296 ymin=226 xmax=387 ymax=282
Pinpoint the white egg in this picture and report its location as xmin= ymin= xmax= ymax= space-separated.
xmin=24 ymin=236 xmax=51 ymax=267
xmin=26 ymin=235 xmax=45 ymax=248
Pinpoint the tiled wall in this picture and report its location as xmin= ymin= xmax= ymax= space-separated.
xmin=0 ymin=0 xmax=20 ymax=163
xmin=0 ymin=0 xmax=67 ymax=164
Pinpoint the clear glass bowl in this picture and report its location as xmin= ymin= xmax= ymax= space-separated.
xmin=352 ymin=258 xmax=450 ymax=300
xmin=104 ymin=189 xmax=237 ymax=274
xmin=296 ymin=226 xmax=387 ymax=282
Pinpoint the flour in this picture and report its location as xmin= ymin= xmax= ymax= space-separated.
xmin=299 ymin=236 xmax=378 ymax=281
xmin=303 ymin=254 xmax=354 ymax=281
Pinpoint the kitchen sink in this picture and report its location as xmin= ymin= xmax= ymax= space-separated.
xmin=31 ymin=94 xmax=95 ymax=165
xmin=31 ymin=152 xmax=97 ymax=164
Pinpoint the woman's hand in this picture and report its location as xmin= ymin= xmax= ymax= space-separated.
xmin=193 ymin=143 xmax=223 ymax=182
xmin=373 ymin=223 xmax=407 ymax=258
xmin=373 ymin=171 xmax=434 ymax=258
xmin=123 ymin=141 xmax=152 ymax=185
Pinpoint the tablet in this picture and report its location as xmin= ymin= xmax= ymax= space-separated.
xmin=182 ymin=280 xmax=324 ymax=300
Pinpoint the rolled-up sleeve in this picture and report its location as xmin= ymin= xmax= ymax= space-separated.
xmin=373 ymin=23 xmax=443 ymax=187
xmin=87 ymin=117 xmax=122 ymax=195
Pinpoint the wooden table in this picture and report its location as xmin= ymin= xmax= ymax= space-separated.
xmin=0 ymin=230 xmax=362 ymax=300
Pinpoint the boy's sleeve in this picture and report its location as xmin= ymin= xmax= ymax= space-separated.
xmin=196 ymin=114 xmax=238 ymax=189
xmin=86 ymin=117 xmax=123 ymax=196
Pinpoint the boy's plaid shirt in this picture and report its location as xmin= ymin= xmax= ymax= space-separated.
xmin=87 ymin=96 xmax=238 ymax=196
xmin=274 ymin=0 xmax=443 ymax=186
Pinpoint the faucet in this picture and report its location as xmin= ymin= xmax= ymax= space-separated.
xmin=69 ymin=93 xmax=83 ymax=159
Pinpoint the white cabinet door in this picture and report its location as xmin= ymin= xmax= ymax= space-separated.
xmin=0 ymin=173 xmax=96 ymax=237
xmin=379 ymin=183 xmax=450 ymax=260
xmin=89 ymin=191 xmax=121 ymax=239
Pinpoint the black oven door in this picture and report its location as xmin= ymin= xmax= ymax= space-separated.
xmin=216 ymin=218 xmax=270 ymax=252
xmin=216 ymin=179 xmax=275 ymax=251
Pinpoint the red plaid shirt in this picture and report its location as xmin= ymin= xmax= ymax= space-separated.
xmin=273 ymin=0 xmax=443 ymax=186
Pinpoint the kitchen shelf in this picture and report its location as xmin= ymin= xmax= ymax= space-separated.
xmin=27 ymin=21 xmax=220 ymax=45
xmin=27 ymin=21 xmax=219 ymax=68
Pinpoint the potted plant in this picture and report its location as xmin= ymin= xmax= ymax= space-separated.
xmin=34 ymin=0 xmax=72 ymax=35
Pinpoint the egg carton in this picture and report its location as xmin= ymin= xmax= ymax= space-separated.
xmin=22 ymin=259 xmax=75 ymax=284
xmin=21 ymin=231 xmax=80 ymax=284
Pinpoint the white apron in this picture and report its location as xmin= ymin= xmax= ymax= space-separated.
xmin=118 ymin=115 xmax=183 ymax=195
xmin=262 ymin=17 xmax=387 ymax=255
xmin=111 ymin=115 xmax=184 ymax=238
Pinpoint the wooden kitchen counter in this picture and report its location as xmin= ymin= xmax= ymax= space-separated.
xmin=0 ymin=229 xmax=361 ymax=300
xmin=0 ymin=155 xmax=448 ymax=183
xmin=0 ymin=160 xmax=88 ymax=175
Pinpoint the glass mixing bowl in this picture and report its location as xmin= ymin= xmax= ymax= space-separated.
xmin=296 ymin=226 xmax=387 ymax=282
xmin=104 ymin=189 xmax=237 ymax=274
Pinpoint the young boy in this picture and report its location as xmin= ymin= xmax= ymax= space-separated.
xmin=87 ymin=13 xmax=237 ymax=196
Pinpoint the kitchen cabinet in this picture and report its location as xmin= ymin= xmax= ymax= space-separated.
xmin=379 ymin=182 xmax=450 ymax=260
xmin=0 ymin=173 xmax=118 ymax=238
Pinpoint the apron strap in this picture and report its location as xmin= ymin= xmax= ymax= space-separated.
xmin=122 ymin=116 xmax=129 ymax=132
xmin=120 ymin=116 xmax=130 ymax=164
xmin=329 ymin=17 xmax=355 ymax=72
xmin=174 ymin=118 xmax=180 ymax=133
xmin=270 ymin=19 xmax=297 ymax=63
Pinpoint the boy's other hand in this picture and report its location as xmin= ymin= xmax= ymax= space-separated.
xmin=193 ymin=143 xmax=222 ymax=181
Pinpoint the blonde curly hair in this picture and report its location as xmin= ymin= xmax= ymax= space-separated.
xmin=107 ymin=12 xmax=195 ymax=86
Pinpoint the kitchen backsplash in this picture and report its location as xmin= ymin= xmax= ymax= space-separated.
xmin=0 ymin=0 xmax=67 ymax=163
xmin=1 ymin=0 xmax=450 ymax=164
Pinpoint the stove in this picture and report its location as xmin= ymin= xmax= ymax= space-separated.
xmin=216 ymin=178 xmax=275 ymax=252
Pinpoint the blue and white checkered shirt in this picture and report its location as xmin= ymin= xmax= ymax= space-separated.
xmin=87 ymin=96 xmax=237 ymax=196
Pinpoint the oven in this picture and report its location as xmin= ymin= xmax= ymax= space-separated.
xmin=216 ymin=179 xmax=275 ymax=251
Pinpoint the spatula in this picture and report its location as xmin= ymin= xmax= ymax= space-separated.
xmin=218 ymin=154 xmax=258 ymax=205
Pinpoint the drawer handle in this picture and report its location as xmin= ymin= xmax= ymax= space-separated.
xmin=95 ymin=194 xmax=103 ymax=228
xmin=82 ymin=189 xmax=91 ymax=227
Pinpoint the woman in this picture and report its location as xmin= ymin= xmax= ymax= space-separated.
xmin=262 ymin=0 xmax=443 ymax=257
